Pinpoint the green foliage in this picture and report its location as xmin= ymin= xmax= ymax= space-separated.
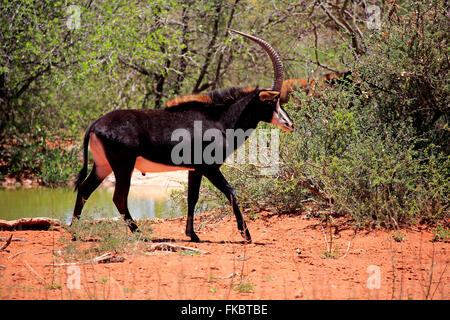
xmin=62 ymin=214 xmax=153 ymax=260
xmin=296 ymin=88 xmax=447 ymax=226
xmin=392 ymin=231 xmax=406 ymax=243
xmin=321 ymin=246 xmax=340 ymax=259
xmin=211 ymin=77 xmax=447 ymax=227
xmin=232 ymin=280 xmax=256 ymax=293
xmin=45 ymin=282 xmax=62 ymax=291
xmin=359 ymin=1 xmax=449 ymax=153
xmin=0 ymin=128 xmax=79 ymax=185
xmin=175 ymin=79 xmax=447 ymax=226
xmin=180 ymin=249 xmax=201 ymax=256
xmin=187 ymin=1 xmax=448 ymax=227
xmin=1 ymin=0 xmax=257 ymax=183
xmin=432 ymin=225 xmax=449 ymax=243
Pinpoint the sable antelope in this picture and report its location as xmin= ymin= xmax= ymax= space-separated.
xmin=71 ymin=29 xmax=294 ymax=243
xmin=280 ymin=71 xmax=353 ymax=105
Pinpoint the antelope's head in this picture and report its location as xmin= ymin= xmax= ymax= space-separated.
xmin=229 ymin=29 xmax=294 ymax=132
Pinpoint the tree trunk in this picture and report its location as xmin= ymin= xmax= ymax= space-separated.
xmin=174 ymin=5 xmax=190 ymax=96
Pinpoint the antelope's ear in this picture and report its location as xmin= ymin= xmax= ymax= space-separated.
xmin=259 ymin=90 xmax=280 ymax=102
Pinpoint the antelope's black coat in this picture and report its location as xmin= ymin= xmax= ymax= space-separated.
xmin=72 ymin=86 xmax=292 ymax=243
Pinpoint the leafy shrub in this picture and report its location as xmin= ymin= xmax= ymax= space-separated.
xmin=0 ymin=127 xmax=79 ymax=186
xmin=432 ymin=225 xmax=449 ymax=243
xmin=358 ymin=1 xmax=449 ymax=154
xmin=182 ymin=1 xmax=449 ymax=227
xmin=392 ymin=231 xmax=406 ymax=243
xmin=184 ymin=71 xmax=448 ymax=227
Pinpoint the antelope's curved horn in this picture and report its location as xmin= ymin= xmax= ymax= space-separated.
xmin=228 ymin=28 xmax=284 ymax=92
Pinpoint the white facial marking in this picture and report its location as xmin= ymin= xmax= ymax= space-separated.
xmin=270 ymin=101 xmax=294 ymax=132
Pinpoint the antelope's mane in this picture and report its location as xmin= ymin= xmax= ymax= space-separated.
xmin=165 ymin=86 xmax=258 ymax=111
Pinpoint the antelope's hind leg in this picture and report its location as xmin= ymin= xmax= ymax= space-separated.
xmin=109 ymin=158 xmax=140 ymax=234
xmin=71 ymin=163 xmax=112 ymax=239
xmin=72 ymin=132 xmax=112 ymax=229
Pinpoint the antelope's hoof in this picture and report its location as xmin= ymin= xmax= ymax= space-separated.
xmin=241 ymin=231 xmax=252 ymax=243
xmin=189 ymin=233 xmax=201 ymax=243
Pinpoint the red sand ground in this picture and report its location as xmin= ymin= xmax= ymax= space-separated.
xmin=0 ymin=212 xmax=448 ymax=300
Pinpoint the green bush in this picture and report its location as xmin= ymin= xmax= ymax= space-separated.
xmin=358 ymin=1 xmax=449 ymax=154
xmin=0 ymin=127 xmax=79 ymax=186
xmin=186 ymin=1 xmax=449 ymax=227
xmin=187 ymin=74 xmax=448 ymax=227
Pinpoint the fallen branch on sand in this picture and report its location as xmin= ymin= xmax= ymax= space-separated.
xmin=0 ymin=216 xmax=137 ymax=231
xmin=0 ymin=217 xmax=63 ymax=231
xmin=45 ymin=252 xmax=125 ymax=267
xmin=215 ymin=271 xmax=239 ymax=279
xmin=0 ymin=234 xmax=13 ymax=251
xmin=8 ymin=250 xmax=26 ymax=260
xmin=24 ymin=259 xmax=46 ymax=284
xmin=146 ymin=242 xmax=209 ymax=255
xmin=0 ymin=236 xmax=26 ymax=242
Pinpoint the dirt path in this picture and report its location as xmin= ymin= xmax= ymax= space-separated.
xmin=0 ymin=212 xmax=448 ymax=300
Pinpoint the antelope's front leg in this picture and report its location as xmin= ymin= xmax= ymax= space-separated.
xmin=203 ymin=168 xmax=252 ymax=243
xmin=185 ymin=171 xmax=202 ymax=242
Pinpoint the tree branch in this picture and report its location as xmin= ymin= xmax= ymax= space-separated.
xmin=11 ymin=64 xmax=51 ymax=101
xmin=212 ymin=0 xmax=240 ymax=90
xmin=117 ymin=55 xmax=152 ymax=76
xmin=309 ymin=19 xmax=340 ymax=73
xmin=297 ymin=177 xmax=334 ymax=204
xmin=192 ymin=0 xmax=222 ymax=93
xmin=173 ymin=4 xmax=191 ymax=95
xmin=319 ymin=1 xmax=365 ymax=55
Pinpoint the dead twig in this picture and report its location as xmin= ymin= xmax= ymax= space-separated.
xmin=8 ymin=250 xmax=26 ymax=260
xmin=342 ymin=241 xmax=351 ymax=259
xmin=24 ymin=259 xmax=46 ymax=285
xmin=321 ymin=225 xmax=330 ymax=252
xmin=0 ymin=236 xmax=26 ymax=242
xmin=297 ymin=178 xmax=334 ymax=204
xmin=147 ymin=242 xmax=209 ymax=255
xmin=0 ymin=234 xmax=13 ymax=251
xmin=309 ymin=19 xmax=340 ymax=73
xmin=430 ymin=262 xmax=448 ymax=299
xmin=45 ymin=252 xmax=125 ymax=267
xmin=319 ymin=1 xmax=365 ymax=55
xmin=215 ymin=271 xmax=239 ymax=280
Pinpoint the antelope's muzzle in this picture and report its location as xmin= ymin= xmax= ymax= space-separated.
xmin=270 ymin=102 xmax=294 ymax=132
